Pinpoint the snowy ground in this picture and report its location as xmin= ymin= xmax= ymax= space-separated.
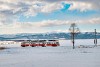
xmin=0 ymin=39 xmax=100 ymax=67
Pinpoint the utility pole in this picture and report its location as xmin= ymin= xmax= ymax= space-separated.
xmin=94 ymin=29 xmax=97 ymax=46
xmin=69 ymin=23 xmax=80 ymax=49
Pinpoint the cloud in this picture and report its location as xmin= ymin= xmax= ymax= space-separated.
xmin=0 ymin=0 xmax=99 ymax=16
xmin=0 ymin=0 xmax=64 ymax=16
xmin=0 ymin=0 xmax=100 ymax=34
xmin=36 ymin=20 xmax=70 ymax=27
xmin=0 ymin=0 xmax=64 ymax=23
xmin=0 ymin=17 xmax=100 ymax=28
xmin=68 ymin=1 xmax=94 ymax=12
xmin=41 ymin=2 xmax=63 ymax=13
xmin=36 ymin=17 xmax=100 ymax=27
xmin=0 ymin=22 xmax=47 ymax=34
xmin=43 ymin=0 xmax=100 ymax=11
xmin=0 ymin=12 xmax=18 ymax=25
xmin=81 ymin=17 xmax=100 ymax=24
xmin=0 ymin=17 xmax=100 ymax=34
xmin=0 ymin=0 xmax=100 ymax=24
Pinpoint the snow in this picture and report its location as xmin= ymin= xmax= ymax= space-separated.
xmin=0 ymin=39 xmax=100 ymax=67
xmin=59 ymin=39 xmax=100 ymax=46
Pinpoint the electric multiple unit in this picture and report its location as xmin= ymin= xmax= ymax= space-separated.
xmin=21 ymin=40 xmax=60 ymax=47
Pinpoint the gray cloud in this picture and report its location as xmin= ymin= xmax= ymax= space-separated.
xmin=37 ymin=17 xmax=100 ymax=27
xmin=0 ymin=0 xmax=100 ymax=25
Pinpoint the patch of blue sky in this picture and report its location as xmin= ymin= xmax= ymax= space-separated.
xmin=61 ymin=3 xmax=70 ymax=12
xmin=18 ymin=3 xmax=98 ymax=23
xmin=18 ymin=11 xmax=69 ymax=22
xmin=61 ymin=3 xmax=98 ymax=19
xmin=18 ymin=3 xmax=70 ymax=22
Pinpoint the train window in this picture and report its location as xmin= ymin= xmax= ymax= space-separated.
xmin=56 ymin=42 xmax=58 ymax=44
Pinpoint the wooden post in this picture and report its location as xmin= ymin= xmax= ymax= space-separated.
xmin=72 ymin=33 xmax=75 ymax=49
xmin=94 ymin=29 xmax=97 ymax=46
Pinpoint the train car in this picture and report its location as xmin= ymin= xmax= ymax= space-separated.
xmin=46 ymin=40 xmax=60 ymax=47
xmin=21 ymin=40 xmax=59 ymax=47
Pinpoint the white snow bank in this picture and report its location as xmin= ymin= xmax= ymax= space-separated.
xmin=0 ymin=39 xmax=100 ymax=67
xmin=0 ymin=46 xmax=100 ymax=67
xmin=59 ymin=39 xmax=100 ymax=46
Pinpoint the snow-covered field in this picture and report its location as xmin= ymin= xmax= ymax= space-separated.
xmin=0 ymin=39 xmax=100 ymax=67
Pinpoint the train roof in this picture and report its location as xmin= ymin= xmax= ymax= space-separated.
xmin=23 ymin=39 xmax=59 ymax=42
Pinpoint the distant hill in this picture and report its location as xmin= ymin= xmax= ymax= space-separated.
xmin=0 ymin=32 xmax=100 ymax=40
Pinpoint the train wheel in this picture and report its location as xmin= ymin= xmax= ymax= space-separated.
xmin=31 ymin=46 xmax=35 ymax=47
xmin=42 ymin=45 xmax=46 ymax=47
xmin=21 ymin=45 xmax=26 ymax=47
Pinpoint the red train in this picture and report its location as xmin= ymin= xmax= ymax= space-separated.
xmin=21 ymin=40 xmax=60 ymax=47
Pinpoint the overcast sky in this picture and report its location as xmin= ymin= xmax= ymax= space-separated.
xmin=0 ymin=0 xmax=100 ymax=34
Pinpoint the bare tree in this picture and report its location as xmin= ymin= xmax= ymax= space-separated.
xmin=69 ymin=23 xmax=80 ymax=49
